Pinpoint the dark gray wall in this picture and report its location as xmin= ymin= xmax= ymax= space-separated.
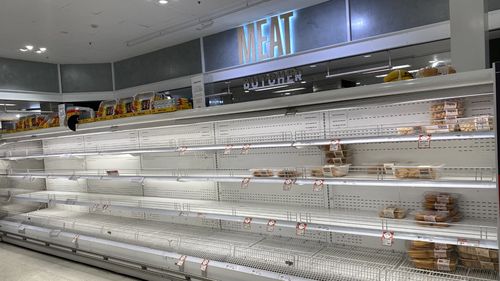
xmin=114 ymin=39 xmax=202 ymax=90
xmin=490 ymin=0 xmax=500 ymax=11
xmin=350 ymin=0 xmax=450 ymax=40
xmin=203 ymin=0 xmax=348 ymax=71
xmin=61 ymin=63 xmax=113 ymax=93
xmin=293 ymin=0 xmax=347 ymax=53
xmin=0 ymin=57 xmax=59 ymax=92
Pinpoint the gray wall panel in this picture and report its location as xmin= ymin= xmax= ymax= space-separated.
xmin=114 ymin=39 xmax=202 ymax=90
xmin=294 ymin=0 xmax=347 ymax=53
xmin=350 ymin=0 xmax=449 ymax=40
xmin=61 ymin=63 xmax=113 ymax=93
xmin=0 ymin=57 xmax=59 ymax=92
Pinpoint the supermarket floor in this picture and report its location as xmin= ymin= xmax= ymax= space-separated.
xmin=0 ymin=242 xmax=137 ymax=281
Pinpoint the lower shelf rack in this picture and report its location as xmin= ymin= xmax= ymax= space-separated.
xmin=13 ymin=191 xmax=498 ymax=249
xmin=0 ymin=208 xmax=497 ymax=281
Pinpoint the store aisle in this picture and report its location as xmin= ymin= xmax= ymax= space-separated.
xmin=0 ymin=242 xmax=137 ymax=281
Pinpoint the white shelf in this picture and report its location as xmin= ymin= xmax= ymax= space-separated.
xmin=14 ymin=191 xmax=498 ymax=249
xmin=2 ymin=208 xmax=497 ymax=281
xmin=1 ymin=131 xmax=494 ymax=160
xmin=0 ymin=69 xmax=493 ymax=143
xmin=4 ymin=167 xmax=496 ymax=189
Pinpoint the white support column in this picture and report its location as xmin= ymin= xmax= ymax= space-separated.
xmin=450 ymin=0 xmax=489 ymax=72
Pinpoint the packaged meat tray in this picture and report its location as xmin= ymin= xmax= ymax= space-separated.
xmin=424 ymin=192 xmax=458 ymax=204
xmin=457 ymin=116 xmax=493 ymax=132
xmin=251 ymin=169 xmax=274 ymax=177
xmin=378 ymin=206 xmax=406 ymax=219
xmin=393 ymin=165 xmax=442 ymax=179
xmin=408 ymin=249 xmax=454 ymax=259
xmin=430 ymin=100 xmax=464 ymax=112
xmin=410 ymin=241 xmax=454 ymax=250
xmin=431 ymin=108 xmax=464 ymax=120
xmin=457 ymin=246 xmax=498 ymax=259
xmin=415 ymin=210 xmax=461 ymax=227
xmin=322 ymin=164 xmax=350 ymax=177
xmin=423 ymin=124 xmax=457 ymax=134
xmin=411 ymin=258 xmax=457 ymax=271
xmin=459 ymin=259 xmax=499 ymax=271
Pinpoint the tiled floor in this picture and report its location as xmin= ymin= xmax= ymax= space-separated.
xmin=0 ymin=242 xmax=137 ymax=281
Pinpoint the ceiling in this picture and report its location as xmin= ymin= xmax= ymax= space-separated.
xmin=0 ymin=0 xmax=326 ymax=64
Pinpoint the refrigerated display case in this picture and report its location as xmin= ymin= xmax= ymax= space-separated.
xmin=0 ymin=69 xmax=498 ymax=281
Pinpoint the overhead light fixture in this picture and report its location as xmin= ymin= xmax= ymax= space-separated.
xmin=363 ymin=55 xmax=372 ymax=58
xmin=39 ymin=47 xmax=47 ymax=52
xmin=408 ymin=69 xmax=419 ymax=73
xmin=244 ymin=90 xmax=249 ymax=93
xmin=309 ymin=65 xmax=317 ymax=68
xmin=253 ymin=84 xmax=290 ymax=92
xmin=25 ymin=45 xmax=34 ymax=51
xmin=326 ymin=65 xmax=390 ymax=78
xmin=300 ymin=81 xmax=307 ymax=84
xmin=283 ymin=92 xmax=291 ymax=96
xmin=273 ymin=87 xmax=306 ymax=94
xmin=375 ymin=74 xmax=387 ymax=78
xmin=158 ymin=0 xmax=168 ymax=4
xmin=391 ymin=64 xmax=411 ymax=70
xmin=19 ymin=48 xmax=28 ymax=52
xmin=15 ymin=114 xmax=20 ymax=118
xmin=356 ymin=82 xmax=361 ymax=85
xmin=0 ymin=104 xmax=16 ymax=107
xmin=35 ymin=50 xmax=42 ymax=54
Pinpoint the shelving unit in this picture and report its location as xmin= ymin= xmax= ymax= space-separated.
xmin=0 ymin=69 xmax=498 ymax=281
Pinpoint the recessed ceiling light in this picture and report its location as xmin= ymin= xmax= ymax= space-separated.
xmin=244 ymin=90 xmax=249 ymax=93
xmin=25 ymin=45 xmax=34 ymax=51
xmin=356 ymin=82 xmax=361 ymax=85
xmin=35 ymin=50 xmax=42 ymax=54
xmin=15 ymin=114 xmax=20 ymax=118
xmin=309 ymin=65 xmax=317 ymax=68
xmin=39 ymin=47 xmax=47 ymax=52
xmin=19 ymin=48 xmax=28 ymax=52
xmin=158 ymin=0 xmax=168 ymax=4
xmin=363 ymin=54 xmax=372 ymax=58
xmin=301 ymin=81 xmax=307 ymax=84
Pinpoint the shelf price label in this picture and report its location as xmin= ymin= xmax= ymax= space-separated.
xmin=200 ymin=259 xmax=209 ymax=275
xmin=418 ymin=134 xmax=431 ymax=149
xmin=457 ymin=238 xmax=480 ymax=247
xmin=176 ymin=255 xmax=187 ymax=267
xmin=312 ymin=179 xmax=325 ymax=191
xmin=179 ymin=146 xmax=188 ymax=155
xmin=224 ymin=144 xmax=233 ymax=155
xmin=241 ymin=144 xmax=251 ymax=155
xmin=329 ymin=139 xmax=341 ymax=151
xmin=72 ymin=234 xmax=80 ymax=247
xmin=296 ymin=222 xmax=307 ymax=236
xmin=283 ymin=178 xmax=294 ymax=191
xmin=243 ymin=217 xmax=252 ymax=230
xmin=267 ymin=219 xmax=276 ymax=232
xmin=241 ymin=177 xmax=251 ymax=189
xmin=381 ymin=231 xmax=394 ymax=246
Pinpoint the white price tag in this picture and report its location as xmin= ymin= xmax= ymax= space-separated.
xmin=418 ymin=134 xmax=431 ymax=149
xmin=223 ymin=145 xmax=233 ymax=155
xmin=312 ymin=179 xmax=324 ymax=192
xmin=179 ymin=146 xmax=188 ymax=155
xmin=176 ymin=255 xmax=187 ymax=267
xmin=200 ymin=259 xmax=209 ymax=272
xmin=296 ymin=222 xmax=307 ymax=236
xmin=329 ymin=139 xmax=340 ymax=151
xmin=241 ymin=144 xmax=251 ymax=155
xmin=243 ymin=217 xmax=252 ymax=230
xmin=241 ymin=177 xmax=251 ymax=189
xmin=283 ymin=178 xmax=294 ymax=191
xmin=381 ymin=231 xmax=394 ymax=246
xmin=267 ymin=219 xmax=276 ymax=232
